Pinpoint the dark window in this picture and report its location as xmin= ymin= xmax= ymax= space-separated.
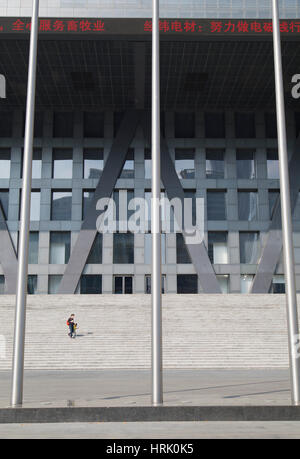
xmin=87 ymin=233 xmax=102 ymax=264
xmin=80 ymin=275 xmax=102 ymax=294
xmin=265 ymin=113 xmax=277 ymax=138
xmin=206 ymin=149 xmax=225 ymax=178
xmin=175 ymin=113 xmax=195 ymax=138
xmin=51 ymin=191 xmax=72 ymax=221
xmin=160 ymin=112 xmax=166 ymax=138
xmin=113 ymin=233 xmax=134 ymax=264
xmin=84 ymin=112 xmax=104 ymax=137
xmin=177 ymin=274 xmax=198 ymax=294
xmin=235 ymin=112 xmax=256 ymax=138
xmin=23 ymin=112 xmax=43 ymax=138
xmin=114 ymin=112 xmax=125 ymax=137
xmin=28 ymin=275 xmax=38 ymax=295
xmin=82 ymin=190 xmax=95 ymax=220
xmin=125 ymin=276 xmax=133 ymax=294
xmin=295 ymin=112 xmax=300 ymax=137
xmin=0 ymin=275 xmax=4 ymax=294
xmin=176 ymin=234 xmax=191 ymax=264
xmin=205 ymin=113 xmax=225 ymax=138
xmin=270 ymin=279 xmax=285 ymax=294
xmin=114 ymin=276 xmax=133 ymax=294
xmin=269 ymin=190 xmax=280 ymax=219
xmin=207 ymin=191 xmax=226 ymax=220
xmin=0 ymin=112 xmax=12 ymax=137
xmin=53 ymin=112 xmax=73 ymax=137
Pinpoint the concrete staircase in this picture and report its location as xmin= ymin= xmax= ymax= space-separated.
xmin=0 ymin=294 xmax=298 ymax=370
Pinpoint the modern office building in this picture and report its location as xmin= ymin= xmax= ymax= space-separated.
xmin=0 ymin=1 xmax=300 ymax=295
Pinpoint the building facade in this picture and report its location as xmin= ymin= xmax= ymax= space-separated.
xmin=0 ymin=1 xmax=300 ymax=294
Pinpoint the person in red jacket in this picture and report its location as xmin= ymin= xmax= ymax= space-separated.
xmin=67 ymin=314 xmax=75 ymax=338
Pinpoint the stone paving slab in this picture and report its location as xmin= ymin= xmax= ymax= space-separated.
xmin=1 ymin=421 xmax=300 ymax=439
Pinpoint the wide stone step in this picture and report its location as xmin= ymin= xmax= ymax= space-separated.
xmin=0 ymin=294 xmax=298 ymax=370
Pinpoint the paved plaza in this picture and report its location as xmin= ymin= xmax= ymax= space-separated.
xmin=0 ymin=369 xmax=299 ymax=438
xmin=0 ymin=368 xmax=293 ymax=408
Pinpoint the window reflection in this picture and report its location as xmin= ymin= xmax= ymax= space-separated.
xmin=120 ymin=149 xmax=134 ymax=179
xmin=80 ymin=275 xmax=102 ymax=294
xmin=208 ymin=232 xmax=228 ymax=264
xmin=177 ymin=274 xmax=198 ymax=294
xmin=50 ymin=232 xmax=71 ymax=264
xmin=113 ymin=233 xmax=134 ymax=264
xmin=267 ymin=149 xmax=279 ymax=179
xmin=52 ymin=149 xmax=73 ymax=179
xmin=238 ymin=191 xmax=258 ymax=221
xmin=206 ymin=149 xmax=225 ymax=179
xmin=236 ymin=150 xmax=256 ymax=179
xmin=29 ymin=232 xmax=39 ymax=264
xmin=83 ymin=190 xmax=95 ymax=219
xmin=239 ymin=232 xmax=260 ymax=264
xmin=0 ymin=149 xmax=10 ymax=179
xmin=207 ymin=191 xmax=226 ymax=220
xmin=175 ymin=149 xmax=195 ymax=179
xmin=83 ymin=148 xmax=103 ymax=179
xmin=51 ymin=191 xmax=72 ymax=220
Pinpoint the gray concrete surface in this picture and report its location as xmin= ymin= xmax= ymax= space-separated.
xmin=0 ymin=369 xmax=292 ymax=408
xmin=0 ymin=421 xmax=300 ymax=439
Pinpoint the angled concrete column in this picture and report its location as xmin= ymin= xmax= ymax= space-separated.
xmin=58 ymin=111 xmax=142 ymax=294
xmin=142 ymin=114 xmax=221 ymax=294
xmin=251 ymin=140 xmax=300 ymax=294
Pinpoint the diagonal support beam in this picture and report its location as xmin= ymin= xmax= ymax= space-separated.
xmin=142 ymin=113 xmax=221 ymax=294
xmin=251 ymin=136 xmax=300 ymax=293
xmin=0 ymin=205 xmax=18 ymax=294
xmin=58 ymin=110 xmax=142 ymax=294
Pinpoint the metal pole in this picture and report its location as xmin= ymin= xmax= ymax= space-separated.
xmin=11 ymin=0 xmax=39 ymax=407
xmin=151 ymin=0 xmax=163 ymax=406
xmin=272 ymin=0 xmax=300 ymax=405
